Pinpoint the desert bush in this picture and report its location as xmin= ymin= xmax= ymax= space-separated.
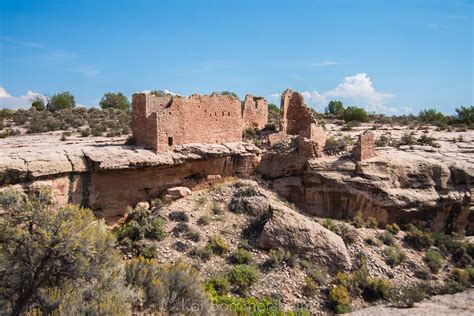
xmin=366 ymin=217 xmax=378 ymax=228
xmin=231 ymin=248 xmax=253 ymax=264
xmin=418 ymin=108 xmax=445 ymax=123
xmin=206 ymin=274 xmax=231 ymax=296
xmin=399 ymin=131 xmax=417 ymax=146
xmin=208 ymin=235 xmax=230 ymax=255
xmin=375 ymin=134 xmax=392 ymax=147
xmin=47 ymin=91 xmax=75 ymax=112
xmin=0 ymin=189 xmax=128 ymax=315
xmin=125 ymin=258 xmax=210 ymax=314
xmin=389 ymin=283 xmax=426 ymax=308
xmin=243 ymin=127 xmax=257 ymax=139
xmin=418 ymin=134 xmax=440 ymax=147
xmin=100 ymin=92 xmax=130 ymax=110
xmin=342 ymin=106 xmax=368 ymax=122
xmin=197 ymin=214 xmax=211 ymax=226
xmin=441 ymin=269 xmax=471 ymax=294
xmin=80 ymin=128 xmax=90 ymax=137
xmin=325 ymin=100 xmax=345 ymax=117
xmin=189 ymin=246 xmax=213 ymax=261
xmin=308 ymin=268 xmax=326 ymax=286
xmin=384 ymin=246 xmax=406 ymax=267
xmin=414 ymin=267 xmax=431 ymax=280
xmin=352 ymin=212 xmax=365 ymax=228
xmin=268 ymin=247 xmax=292 ymax=266
xmin=211 ymin=202 xmax=225 ymax=215
xmin=302 ymin=278 xmax=318 ymax=297
xmin=364 ymin=236 xmax=381 ymax=246
xmin=334 ymin=223 xmax=358 ymax=244
xmin=404 ymin=224 xmax=433 ymax=250
xmin=455 ymin=106 xmax=474 ymax=124
xmin=169 ymin=210 xmax=189 ymax=222
xmin=323 ymin=218 xmax=336 ymax=231
xmin=364 ymin=278 xmax=391 ymax=301
xmin=385 ymin=223 xmax=400 ymax=235
xmin=324 ymin=136 xmax=347 ymax=155
xmin=378 ymin=231 xmax=395 ymax=245
xmin=329 ymin=285 xmax=351 ymax=314
xmin=228 ymin=265 xmax=259 ymax=293
xmin=263 ymin=123 xmax=276 ymax=131
xmin=424 ymin=249 xmax=443 ymax=273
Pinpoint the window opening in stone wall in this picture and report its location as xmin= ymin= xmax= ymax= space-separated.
xmin=168 ymin=137 xmax=173 ymax=146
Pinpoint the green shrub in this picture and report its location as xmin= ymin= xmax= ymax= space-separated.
xmin=197 ymin=214 xmax=211 ymax=226
xmin=404 ymin=224 xmax=433 ymax=250
xmin=378 ymin=231 xmax=395 ymax=245
xmin=302 ymin=278 xmax=318 ymax=297
xmin=324 ymin=136 xmax=347 ymax=155
xmin=385 ymin=223 xmax=400 ymax=235
xmin=268 ymin=247 xmax=292 ymax=266
xmin=228 ymin=264 xmax=259 ymax=293
xmin=414 ymin=267 xmax=431 ymax=280
xmin=384 ymin=246 xmax=406 ymax=267
xmin=206 ymin=274 xmax=231 ymax=295
xmin=189 ymin=246 xmax=213 ymax=261
xmin=125 ymin=258 xmax=210 ymax=314
xmin=47 ymin=91 xmax=75 ymax=112
xmin=418 ymin=134 xmax=440 ymax=147
xmin=308 ymin=269 xmax=326 ymax=286
xmin=329 ymin=285 xmax=351 ymax=313
xmin=208 ymin=236 xmax=230 ymax=255
xmin=342 ymin=106 xmax=369 ymax=122
xmin=99 ymin=92 xmax=130 ymax=110
xmin=231 ymin=248 xmax=253 ymax=264
xmin=0 ymin=190 xmax=128 ymax=315
xmin=399 ymin=132 xmax=417 ymax=146
xmin=418 ymin=108 xmax=445 ymax=123
xmin=352 ymin=211 xmax=365 ymax=228
xmin=211 ymin=202 xmax=225 ymax=215
xmin=334 ymin=223 xmax=358 ymax=244
xmin=323 ymin=218 xmax=336 ymax=231
xmin=364 ymin=236 xmax=381 ymax=246
xmin=114 ymin=207 xmax=166 ymax=256
xmin=441 ymin=269 xmax=470 ymax=294
xmin=325 ymin=100 xmax=345 ymax=117
xmin=364 ymin=277 xmax=391 ymax=301
xmin=389 ymin=283 xmax=426 ymax=308
xmin=455 ymin=106 xmax=474 ymax=124
xmin=424 ymin=249 xmax=443 ymax=273
xmin=169 ymin=210 xmax=189 ymax=222
xmin=80 ymin=128 xmax=90 ymax=137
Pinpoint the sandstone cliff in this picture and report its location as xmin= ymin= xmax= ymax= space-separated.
xmin=0 ymin=141 xmax=261 ymax=222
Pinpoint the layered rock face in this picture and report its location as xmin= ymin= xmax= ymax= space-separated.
xmin=0 ymin=142 xmax=261 ymax=223
xmin=258 ymin=149 xmax=473 ymax=233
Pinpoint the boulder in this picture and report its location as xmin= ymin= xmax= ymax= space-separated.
xmin=135 ymin=201 xmax=150 ymax=210
xmin=258 ymin=203 xmax=352 ymax=271
xmin=163 ymin=186 xmax=192 ymax=202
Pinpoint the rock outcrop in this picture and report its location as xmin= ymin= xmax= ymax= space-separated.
xmin=259 ymin=149 xmax=472 ymax=233
xmin=258 ymin=203 xmax=352 ymax=271
xmin=0 ymin=142 xmax=261 ymax=222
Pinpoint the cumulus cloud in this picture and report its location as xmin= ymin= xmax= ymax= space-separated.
xmin=0 ymin=86 xmax=47 ymax=109
xmin=270 ymin=73 xmax=399 ymax=114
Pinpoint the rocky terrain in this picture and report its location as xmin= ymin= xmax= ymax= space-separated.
xmin=0 ymin=125 xmax=473 ymax=314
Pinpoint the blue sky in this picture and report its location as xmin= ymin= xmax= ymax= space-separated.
xmin=0 ymin=0 xmax=472 ymax=114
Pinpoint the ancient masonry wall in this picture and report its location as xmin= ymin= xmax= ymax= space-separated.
xmin=353 ymin=131 xmax=377 ymax=161
xmin=279 ymin=89 xmax=327 ymax=155
xmin=242 ymin=95 xmax=268 ymax=129
xmin=132 ymin=93 xmax=268 ymax=153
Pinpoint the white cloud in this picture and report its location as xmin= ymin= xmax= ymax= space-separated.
xmin=324 ymin=73 xmax=394 ymax=112
xmin=139 ymin=89 xmax=178 ymax=96
xmin=271 ymin=73 xmax=399 ymax=114
xmin=0 ymin=86 xmax=47 ymax=109
xmin=310 ymin=61 xmax=339 ymax=67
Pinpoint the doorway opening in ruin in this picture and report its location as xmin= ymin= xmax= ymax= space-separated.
xmin=168 ymin=137 xmax=174 ymax=146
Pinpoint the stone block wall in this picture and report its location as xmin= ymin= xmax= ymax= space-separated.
xmin=133 ymin=92 xmax=269 ymax=153
xmin=353 ymin=131 xmax=376 ymax=161
xmin=242 ymin=95 xmax=268 ymax=129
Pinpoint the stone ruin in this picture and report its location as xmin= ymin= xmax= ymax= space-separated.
xmin=270 ymin=89 xmax=327 ymax=158
xmin=352 ymin=131 xmax=377 ymax=161
xmin=132 ymin=92 xmax=268 ymax=153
